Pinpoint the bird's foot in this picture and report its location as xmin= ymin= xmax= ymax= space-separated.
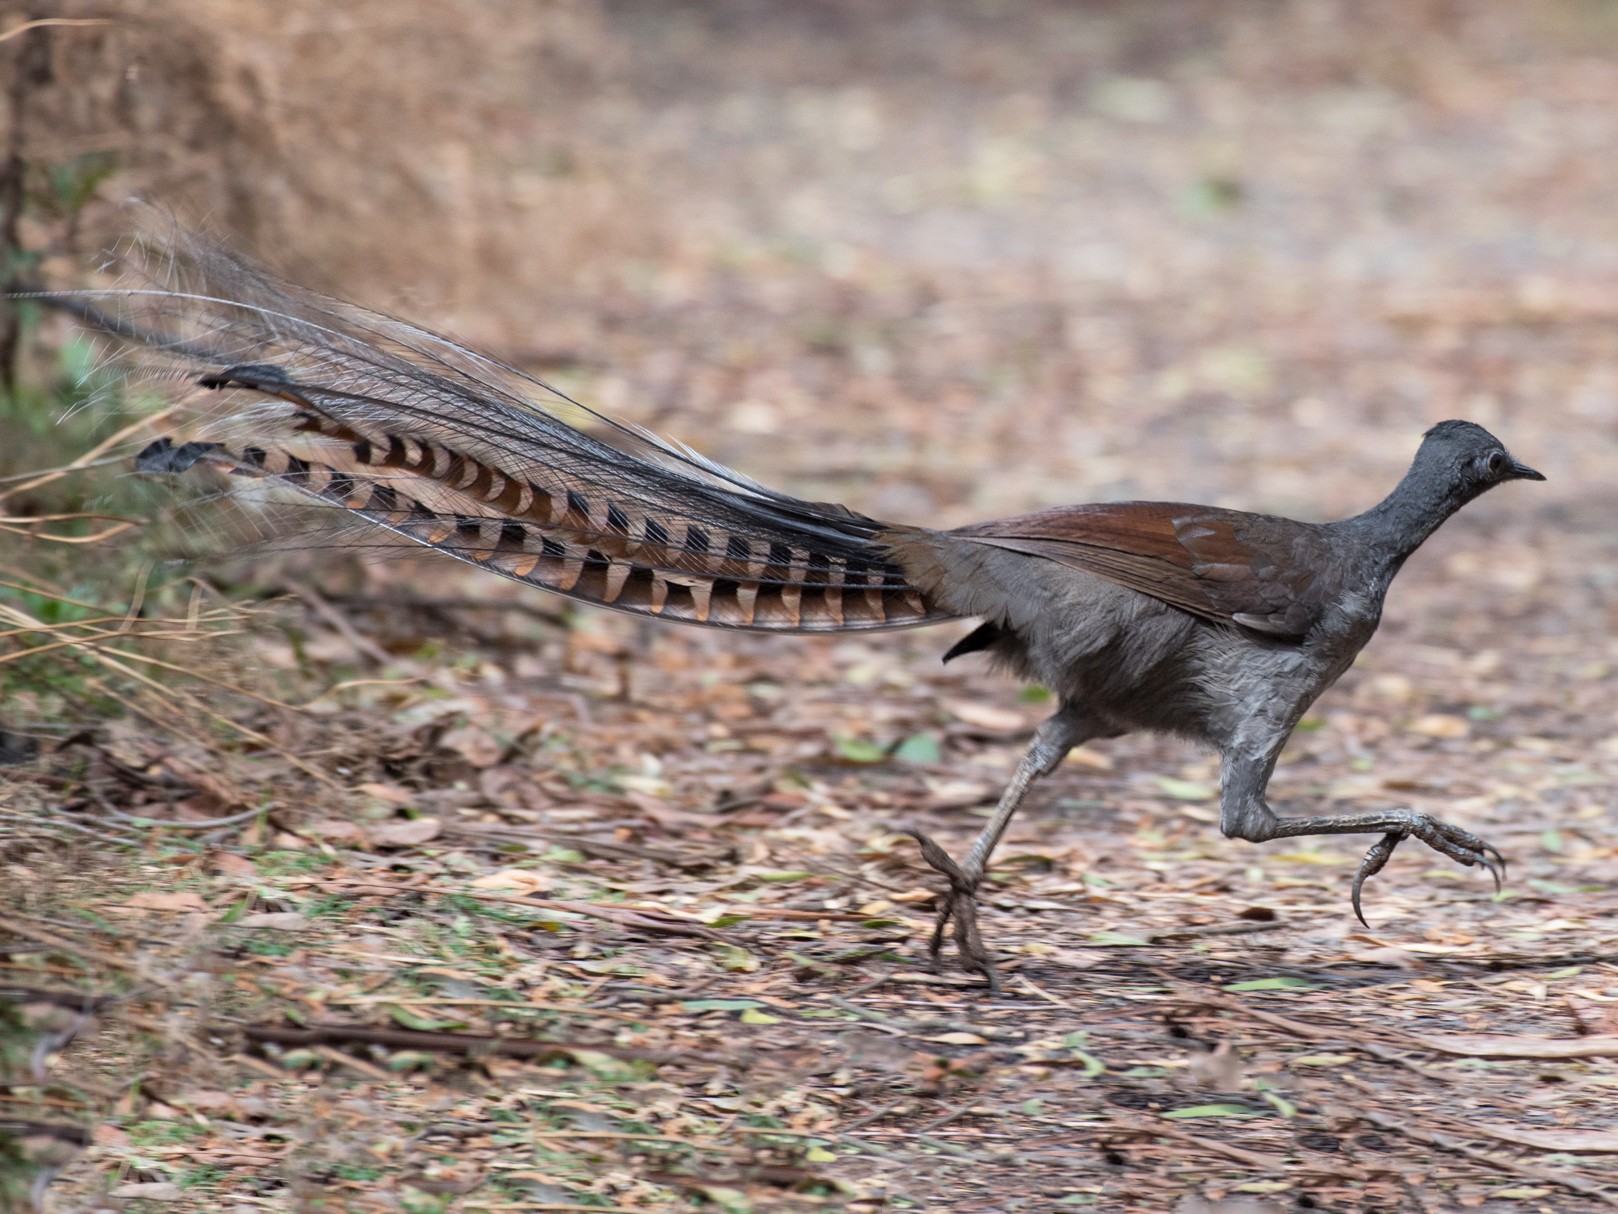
xmin=904 ymin=830 xmax=1000 ymax=994
xmin=1351 ymin=813 xmax=1506 ymax=927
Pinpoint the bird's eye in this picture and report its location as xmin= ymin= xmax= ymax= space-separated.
xmin=1486 ymin=451 xmax=1507 ymax=476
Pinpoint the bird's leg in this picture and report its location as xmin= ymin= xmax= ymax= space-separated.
xmin=1219 ymin=753 xmax=1505 ymax=927
xmin=906 ymin=707 xmax=1088 ymax=992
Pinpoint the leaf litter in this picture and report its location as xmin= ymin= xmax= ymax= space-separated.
xmin=5 ymin=2 xmax=1618 ymax=1211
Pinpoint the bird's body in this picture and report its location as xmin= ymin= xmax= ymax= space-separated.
xmin=892 ymin=518 xmax=1359 ymax=748
xmin=43 ymin=237 xmax=1544 ymax=991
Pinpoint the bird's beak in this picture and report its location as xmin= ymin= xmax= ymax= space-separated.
xmin=1508 ymin=457 xmax=1546 ymax=482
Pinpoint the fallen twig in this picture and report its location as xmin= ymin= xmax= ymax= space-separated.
xmin=234 ymin=1021 xmax=703 ymax=1064
xmin=1410 ymin=1032 xmax=1618 ymax=1060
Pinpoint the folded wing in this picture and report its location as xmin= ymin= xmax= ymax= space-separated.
xmin=951 ymin=502 xmax=1345 ymax=639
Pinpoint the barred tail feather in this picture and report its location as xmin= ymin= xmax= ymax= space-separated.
xmin=96 ymin=235 xmax=955 ymax=634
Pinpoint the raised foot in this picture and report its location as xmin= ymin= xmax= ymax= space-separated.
xmin=1350 ymin=812 xmax=1507 ymax=927
xmin=903 ymin=830 xmax=1001 ymax=994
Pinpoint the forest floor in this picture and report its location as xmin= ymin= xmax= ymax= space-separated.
xmin=4 ymin=3 xmax=1618 ymax=1211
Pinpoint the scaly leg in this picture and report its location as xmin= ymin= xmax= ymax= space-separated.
xmin=1219 ymin=753 xmax=1505 ymax=927
xmin=907 ymin=706 xmax=1093 ymax=992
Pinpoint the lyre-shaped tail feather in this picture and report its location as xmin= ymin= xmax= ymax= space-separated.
xmin=93 ymin=236 xmax=957 ymax=634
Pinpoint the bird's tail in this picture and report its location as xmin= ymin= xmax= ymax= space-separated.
xmin=52 ymin=233 xmax=959 ymax=633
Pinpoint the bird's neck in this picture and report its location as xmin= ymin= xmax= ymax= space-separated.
xmin=1342 ymin=461 xmax=1469 ymax=579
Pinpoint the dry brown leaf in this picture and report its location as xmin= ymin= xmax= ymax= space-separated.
xmin=235 ymin=912 xmax=309 ymax=930
xmin=369 ymin=817 xmax=442 ymax=847
xmin=1409 ymin=714 xmax=1470 ymax=739
xmin=469 ymin=868 xmax=552 ymax=894
xmin=920 ymin=779 xmax=993 ymax=809
xmin=180 ymin=1091 xmax=241 ymax=1113
xmin=1064 ymin=746 xmax=1114 ymax=771
xmin=1472 ymin=1126 xmax=1618 ymax=1154
xmin=90 ymin=1125 xmax=129 ymax=1148
xmin=357 ymin=781 xmax=417 ymax=805
xmin=439 ymin=725 xmax=504 ymax=766
xmin=1413 ymin=1033 xmax=1618 ymax=1059
xmin=112 ymin=1183 xmax=183 ymax=1200
xmin=302 ymin=819 xmax=368 ymax=845
xmin=944 ymin=700 xmax=1028 ymax=733
xmin=210 ymin=852 xmax=258 ymax=877
xmin=114 ymin=891 xmax=208 ymax=914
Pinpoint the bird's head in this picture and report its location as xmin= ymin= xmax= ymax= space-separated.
xmin=1417 ymin=419 xmax=1545 ymax=504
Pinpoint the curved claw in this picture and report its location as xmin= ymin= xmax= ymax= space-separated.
xmin=1351 ymin=831 xmax=1402 ymax=928
xmin=1480 ymin=844 xmax=1507 ymax=892
xmin=1350 ymin=817 xmax=1509 ymax=927
xmin=1410 ymin=818 xmax=1509 ymax=889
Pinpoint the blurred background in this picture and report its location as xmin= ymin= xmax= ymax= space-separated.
xmin=13 ymin=0 xmax=1618 ymax=525
xmin=5 ymin=3 xmax=1618 ymax=1209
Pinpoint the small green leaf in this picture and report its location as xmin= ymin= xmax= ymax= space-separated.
xmin=1557 ymin=770 xmax=1604 ymax=786
xmin=1540 ymin=829 xmax=1565 ymax=854
xmin=834 ymin=736 xmax=886 ymax=763
xmin=277 ymin=1048 xmax=322 ymax=1071
xmin=718 ymin=945 xmax=761 ymax=972
xmin=1162 ymin=1103 xmax=1266 ymax=1120
xmin=804 ymin=1145 xmax=837 ymax=1163
xmin=1018 ymin=685 xmax=1053 ymax=703
xmin=1086 ymin=931 xmax=1149 ymax=947
xmin=1067 ymin=1050 xmax=1105 ymax=1078
xmin=681 ymin=998 xmax=762 ymax=1012
xmin=388 ymin=1005 xmax=462 ymax=1031
xmin=1260 ymin=1090 xmax=1298 ymax=1119
xmin=1224 ymin=976 xmax=1319 ymax=992
xmin=385 ymin=1051 xmax=436 ymax=1072
xmin=1270 ymin=849 xmax=1346 ymax=865
xmin=894 ymin=732 xmax=942 ymax=764
xmin=739 ymin=1008 xmax=781 ymax=1025
xmin=753 ymin=870 xmax=815 ymax=883
xmin=1156 ymin=777 xmax=1214 ymax=801
xmin=1527 ymin=879 xmax=1601 ymax=895
xmin=563 ymin=1048 xmax=642 ymax=1081
xmin=693 ymin=1185 xmax=752 ymax=1214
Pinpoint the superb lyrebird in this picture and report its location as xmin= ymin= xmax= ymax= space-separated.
xmin=45 ymin=237 xmax=1543 ymax=991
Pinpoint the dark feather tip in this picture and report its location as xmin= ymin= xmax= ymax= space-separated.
xmin=198 ymin=362 xmax=292 ymax=391
xmin=134 ymin=437 xmax=224 ymax=474
xmin=942 ymin=621 xmax=1001 ymax=663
